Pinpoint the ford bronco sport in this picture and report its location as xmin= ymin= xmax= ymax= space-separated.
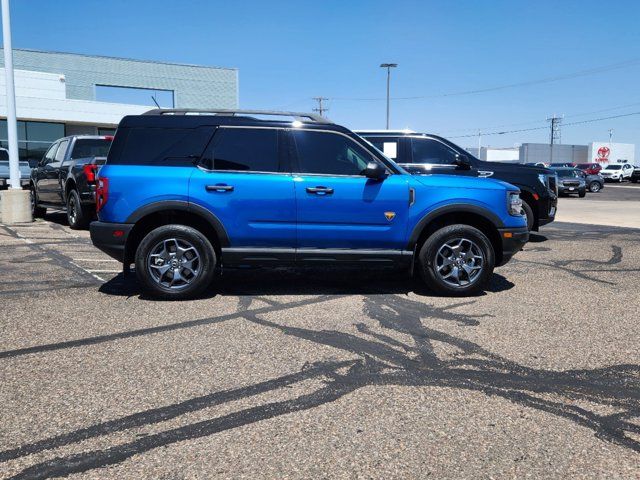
xmin=90 ymin=109 xmax=528 ymax=299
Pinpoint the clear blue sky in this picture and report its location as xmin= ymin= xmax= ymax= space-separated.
xmin=6 ymin=0 xmax=640 ymax=152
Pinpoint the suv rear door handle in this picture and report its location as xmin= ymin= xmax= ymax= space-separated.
xmin=306 ymin=186 xmax=334 ymax=195
xmin=206 ymin=184 xmax=234 ymax=192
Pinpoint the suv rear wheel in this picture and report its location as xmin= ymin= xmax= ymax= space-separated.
xmin=135 ymin=224 xmax=216 ymax=300
xmin=66 ymin=189 xmax=92 ymax=230
xmin=418 ymin=224 xmax=495 ymax=296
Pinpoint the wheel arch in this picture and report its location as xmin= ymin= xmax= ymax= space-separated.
xmin=123 ymin=201 xmax=229 ymax=265
xmin=408 ymin=205 xmax=504 ymax=266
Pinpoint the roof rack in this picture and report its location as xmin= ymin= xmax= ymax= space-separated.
xmin=142 ymin=108 xmax=331 ymax=124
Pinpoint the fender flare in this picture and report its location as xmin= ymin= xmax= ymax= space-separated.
xmin=407 ymin=203 xmax=504 ymax=250
xmin=125 ymin=200 xmax=230 ymax=247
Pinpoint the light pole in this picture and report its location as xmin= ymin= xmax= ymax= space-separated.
xmin=0 ymin=0 xmax=31 ymax=223
xmin=380 ymin=63 xmax=397 ymax=129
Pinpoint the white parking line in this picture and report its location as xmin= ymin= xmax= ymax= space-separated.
xmin=87 ymin=269 xmax=122 ymax=274
xmin=72 ymin=258 xmax=119 ymax=262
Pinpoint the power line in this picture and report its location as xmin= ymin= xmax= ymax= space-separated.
xmin=438 ymin=100 xmax=640 ymax=135
xmin=447 ymin=111 xmax=640 ymax=139
xmin=330 ymin=57 xmax=640 ymax=102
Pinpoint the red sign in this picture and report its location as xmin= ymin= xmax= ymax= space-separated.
xmin=596 ymin=146 xmax=610 ymax=164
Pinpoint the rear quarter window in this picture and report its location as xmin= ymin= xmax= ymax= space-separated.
xmin=108 ymin=126 xmax=215 ymax=166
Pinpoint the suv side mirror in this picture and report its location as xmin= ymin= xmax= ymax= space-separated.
xmin=455 ymin=154 xmax=472 ymax=170
xmin=363 ymin=161 xmax=386 ymax=180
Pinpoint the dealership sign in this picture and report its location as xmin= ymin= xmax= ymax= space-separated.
xmin=588 ymin=142 xmax=635 ymax=166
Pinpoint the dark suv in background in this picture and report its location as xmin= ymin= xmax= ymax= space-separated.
xmin=357 ymin=131 xmax=557 ymax=231
xmin=30 ymin=135 xmax=113 ymax=229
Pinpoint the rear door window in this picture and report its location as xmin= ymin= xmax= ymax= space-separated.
xmin=114 ymin=127 xmax=215 ymax=166
xmin=205 ymin=127 xmax=282 ymax=172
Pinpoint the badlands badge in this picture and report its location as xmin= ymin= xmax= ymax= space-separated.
xmin=384 ymin=211 xmax=396 ymax=221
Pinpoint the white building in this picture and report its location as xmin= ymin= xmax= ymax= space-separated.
xmin=587 ymin=142 xmax=635 ymax=166
xmin=0 ymin=48 xmax=238 ymax=165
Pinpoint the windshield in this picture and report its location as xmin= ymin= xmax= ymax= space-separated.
xmin=577 ymin=163 xmax=595 ymax=169
xmin=605 ymin=165 xmax=622 ymax=170
xmin=71 ymin=139 xmax=112 ymax=159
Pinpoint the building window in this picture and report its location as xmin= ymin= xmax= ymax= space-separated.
xmin=0 ymin=120 xmax=65 ymax=167
xmin=95 ymin=85 xmax=175 ymax=108
xmin=98 ymin=128 xmax=116 ymax=136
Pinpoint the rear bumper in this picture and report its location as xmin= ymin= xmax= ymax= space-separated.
xmin=497 ymin=227 xmax=529 ymax=266
xmin=89 ymin=221 xmax=133 ymax=263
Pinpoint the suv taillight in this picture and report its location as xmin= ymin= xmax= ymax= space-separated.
xmin=83 ymin=164 xmax=98 ymax=183
xmin=96 ymin=177 xmax=109 ymax=213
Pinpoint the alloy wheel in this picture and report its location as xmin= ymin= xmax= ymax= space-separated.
xmin=147 ymin=238 xmax=201 ymax=290
xmin=435 ymin=238 xmax=485 ymax=288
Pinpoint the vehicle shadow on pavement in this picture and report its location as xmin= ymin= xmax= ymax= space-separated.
xmin=3 ymin=294 xmax=638 ymax=479
xmin=98 ymin=269 xmax=515 ymax=299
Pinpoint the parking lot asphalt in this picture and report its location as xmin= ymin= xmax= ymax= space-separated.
xmin=1 ymin=210 xmax=640 ymax=478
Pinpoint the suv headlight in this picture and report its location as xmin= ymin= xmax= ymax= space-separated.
xmin=507 ymin=191 xmax=523 ymax=216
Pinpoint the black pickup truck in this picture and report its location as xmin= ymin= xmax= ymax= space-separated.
xmin=357 ymin=131 xmax=558 ymax=231
xmin=30 ymin=135 xmax=113 ymax=229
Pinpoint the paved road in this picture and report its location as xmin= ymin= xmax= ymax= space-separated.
xmin=555 ymin=182 xmax=640 ymax=229
xmin=1 ymin=216 xmax=639 ymax=479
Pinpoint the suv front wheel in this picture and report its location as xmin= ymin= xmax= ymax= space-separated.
xmin=418 ymin=224 xmax=495 ymax=296
xmin=135 ymin=225 xmax=217 ymax=300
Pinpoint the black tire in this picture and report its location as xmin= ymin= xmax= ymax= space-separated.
xmin=521 ymin=201 xmax=534 ymax=231
xmin=418 ymin=224 xmax=495 ymax=296
xmin=66 ymin=189 xmax=92 ymax=230
xmin=30 ymin=185 xmax=46 ymax=218
xmin=578 ymin=188 xmax=586 ymax=198
xmin=618 ymin=176 xmax=623 ymax=183
xmin=588 ymin=181 xmax=601 ymax=193
xmin=632 ymin=178 xmax=638 ymax=183
xmin=135 ymin=224 xmax=216 ymax=300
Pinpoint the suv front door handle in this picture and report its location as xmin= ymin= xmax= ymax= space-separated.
xmin=306 ymin=186 xmax=334 ymax=195
xmin=206 ymin=184 xmax=234 ymax=193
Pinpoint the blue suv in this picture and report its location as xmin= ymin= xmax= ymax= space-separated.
xmin=90 ymin=109 xmax=528 ymax=299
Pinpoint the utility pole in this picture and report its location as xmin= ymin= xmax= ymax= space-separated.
xmin=312 ymin=97 xmax=328 ymax=117
xmin=547 ymin=115 xmax=562 ymax=165
xmin=477 ymin=130 xmax=482 ymax=159
xmin=609 ymin=128 xmax=613 ymax=144
xmin=380 ymin=63 xmax=397 ymax=129
xmin=0 ymin=0 xmax=31 ymax=223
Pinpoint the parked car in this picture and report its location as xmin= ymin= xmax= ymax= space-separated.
xmin=0 ymin=147 xmax=31 ymax=189
xmin=356 ymin=131 xmax=557 ymax=232
xmin=551 ymin=163 xmax=576 ymax=168
xmin=90 ymin=109 xmax=528 ymax=299
xmin=581 ymin=171 xmax=605 ymax=193
xmin=551 ymin=168 xmax=587 ymax=197
xmin=576 ymin=163 xmax=602 ymax=175
xmin=30 ymin=135 xmax=113 ymax=229
xmin=630 ymin=165 xmax=640 ymax=183
xmin=600 ymin=163 xmax=634 ymax=182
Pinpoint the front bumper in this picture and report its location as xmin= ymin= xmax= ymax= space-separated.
xmin=497 ymin=227 xmax=529 ymax=266
xmin=537 ymin=193 xmax=557 ymax=227
xmin=90 ymin=221 xmax=133 ymax=263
